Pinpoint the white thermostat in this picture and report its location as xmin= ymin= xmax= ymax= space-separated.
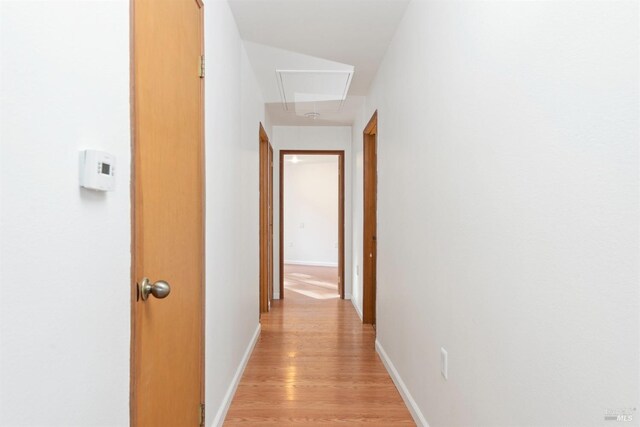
xmin=79 ymin=150 xmax=116 ymax=191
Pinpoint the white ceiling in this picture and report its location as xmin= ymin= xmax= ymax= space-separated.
xmin=243 ymin=41 xmax=363 ymax=125
xmin=266 ymin=95 xmax=365 ymax=126
xmin=229 ymin=0 xmax=410 ymax=126
xmin=277 ymin=69 xmax=353 ymax=113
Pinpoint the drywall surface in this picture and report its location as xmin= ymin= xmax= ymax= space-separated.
xmin=350 ymin=116 xmax=365 ymax=318
xmin=204 ymin=2 xmax=265 ymax=424
xmin=353 ymin=1 xmax=639 ymax=425
xmin=0 ymin=1 xmax=131 ymax=425
xmin=272 ymin=126 xmax=352 ymax=299
xmin=283 ymin=156 xmax=340 ymax=266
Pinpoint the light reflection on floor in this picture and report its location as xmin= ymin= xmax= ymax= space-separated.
xmin=284 ymin=264 xmax=339 ymax=300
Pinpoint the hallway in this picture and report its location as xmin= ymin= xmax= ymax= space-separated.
xmin=225 ymin=282 xmax=414 ymax=425
xmin=1 ymin=1 xmax=638 ymax=425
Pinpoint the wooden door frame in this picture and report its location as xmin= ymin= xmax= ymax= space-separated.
xmin=279 ymin=150 xmax=345 ymax=300
xmin=129 ymin=0 xmax=206 ymax=424
xmin=259 ymin=123 xmax=273 ymax=314
xmin=268 ymin=144 xmax=274 ymax=308
xmin=363 ymin=111 xmax=377 ymax=325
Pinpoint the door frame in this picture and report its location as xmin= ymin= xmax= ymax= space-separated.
xmin=362 ymin=111 xmax=377 ymax=325
xmin=259 ymin=123 xmax=273 ymax=314
xmin=268 ymin=145 xmax=274 ymax=306
xmin=279 ymin=150 xmax=345 ymax=300
xmin=129 ymin=0 xmax=206 ymax=424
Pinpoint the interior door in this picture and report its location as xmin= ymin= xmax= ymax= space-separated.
xmin=363 ymin=112 xmax=377 ymax=325
xmin=131 ymin=0 xmax=204 ymax=426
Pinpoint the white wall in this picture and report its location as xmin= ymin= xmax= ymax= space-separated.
xmin=0 ymin=1 xmax=131 ymax=425
xmin=351 ymin=119 xmax=365 ymax=319
xmin=1 ymin=2 xmax=266 ymax=426
xmin=353 ymin=1 xmax=639 ymax=425
xmin=204 ymin=2 xmax=265 ymax=425
xmin=284 ymin=156 xmax=339 ymax=267
xmin=272 ymin=126 xmax=352 ymax=299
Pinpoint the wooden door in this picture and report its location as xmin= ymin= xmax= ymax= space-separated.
xmin=363 ymin=112 xmax=378 ymax=325
xmin=259 ymin=124 xmax=271 ymax=313
xmin=131 ymin=0 xmax=204 ymax=426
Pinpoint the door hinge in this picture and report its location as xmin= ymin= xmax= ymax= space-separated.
xmin=199 ymin=403 xmax=205 ymax=427
xmin=199 ymin=55 xmax=205 ymax=78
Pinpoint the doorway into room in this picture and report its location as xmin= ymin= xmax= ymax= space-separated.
xmin=279 ymin=150 xmax=345 ymax=300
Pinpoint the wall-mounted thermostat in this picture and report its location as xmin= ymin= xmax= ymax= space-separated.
xmin=79 ymin=150 xmax=115 ymax=191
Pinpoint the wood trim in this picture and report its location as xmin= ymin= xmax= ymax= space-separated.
xmin=280 ymin=150 xmax=345 ymax=155
xmin=278 ymin=152 xmax=284 ymax=298
xmin=364 ymin=110 xmax=378 ymax=136
xmin=278 ymin=150 xmax=346 ymax=300
xmin=197 ymin=1 xmax=205 ymax=411
xmin=363 ymin=111 xmax=378 ymax=325
xmin=259 ymin=122 xmax=269 ymax=142
xmin=268 ymin=144 xmax=274 ymax=307
xmin=259 ymin=123 xmax=270 ymax=314
xmin=338 ymin=154 xmax=345 ymax=299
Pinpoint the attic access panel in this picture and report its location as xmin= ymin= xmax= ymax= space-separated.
xmin=276 ymin=70 xmax=353 ymax=115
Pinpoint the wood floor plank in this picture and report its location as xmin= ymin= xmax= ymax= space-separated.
xmin=224 ymin=266 xmax=415 ymax=425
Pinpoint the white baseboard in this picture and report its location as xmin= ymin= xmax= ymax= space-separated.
xmin=284 ymin=260 xmax=338 ymax=267
xmin=212 ymin=323 xmax=261 ymax=426
xmin=375 ymin=339 xmax=430 ymax=427
xmin=350 ymin=297 xmax=363 ymax=321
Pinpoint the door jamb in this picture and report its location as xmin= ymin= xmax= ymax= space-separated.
xmin=278 ymin=150 xmax=345 ymax=300
xmin=259 ymin=123 xmax=272 ymax=314
xmin=362 ymin=111 xmax=378 ymax=325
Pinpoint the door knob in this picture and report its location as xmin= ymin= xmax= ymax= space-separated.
xmin=139 ymin=277 xmax=171 ymax=301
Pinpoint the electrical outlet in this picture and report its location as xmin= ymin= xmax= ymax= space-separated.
xmin=440 ymin=347 xmax=448 ymax=380
xmin=299 ymin=222 xmax=305 ymax=229
xmin=356 ymin=265 xmax=359 ymax=276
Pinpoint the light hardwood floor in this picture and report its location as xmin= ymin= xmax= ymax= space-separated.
xmin=283 ymin=264 xmax=340 ymax=300
xmin=224 ymin=265 xmax=415 ymax=425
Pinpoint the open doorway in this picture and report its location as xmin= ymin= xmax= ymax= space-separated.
xmin=279 ymin=150 xmax=345 ymax=300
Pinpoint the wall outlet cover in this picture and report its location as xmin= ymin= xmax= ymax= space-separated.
xmin=440 ymin=347 xmax=448 ymax=380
